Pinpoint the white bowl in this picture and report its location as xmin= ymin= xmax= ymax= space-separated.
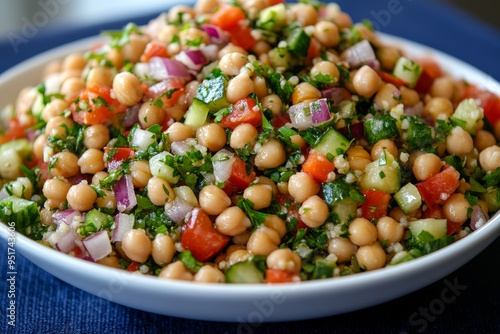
xmin=1 ymin=33 xmax=499 ymax=323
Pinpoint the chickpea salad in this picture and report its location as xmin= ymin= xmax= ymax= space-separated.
xmin=1 ymin=0 xmax=500 ymax=284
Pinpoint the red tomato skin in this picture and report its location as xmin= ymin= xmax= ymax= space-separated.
xmin=301 ymin=151 xmax=335 ymax=184
xmin=71 ymin=85 xmax=126 ymax=125
xmin=265 ymin=269 xmax=301 ymax=284
xmin=361 ymin=190 xmax=391 ymax=221
xmin=416 ymin=166 xmax=460 ymax=210
xmin=223 ymin=157 xmax=256 ymax=195
xmin=221 ymin=97 xmax=262 ymax=130
xmin=181 ymin=208 xmax=230 ymax=262
xmin=378 ymin=71 xmax=409 ymax=87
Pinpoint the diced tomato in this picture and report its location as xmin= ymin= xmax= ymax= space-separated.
xmin=416 ymin=165 xmax=460 ymax=210
xmin=71 ymin=85 xmax=127 ymax=125
xmin=414 ymin=59 xmax=442 ymax=94
xmin=272 ymin=113 xmax=291 ymax=129
xmin=483 ymin=95 xmax=500 ymax=126
xmin=210 ymin=5 xmax=246 ymax=30
xmin=0 ymin=117 xmax=29 ymax=145
xmin=127 ymin=262 xmax=140 ymax=272
xmin=446 ymin=221 xmax=463 ymax=236
xmin=228 ymin=25 xmax=257 ymax=51
xmin=181 ymin=208 xmax=231 ymax=261
xmin=418 ymin=58 xmax=443 ymax=79
xmin=302 ymin=150 xmax=335 ymax=183
xmin=378 ymin=71 xmax=409 ymax=88
xmin=422 ymin=207 xmax=443 ymax=219
xmin=223 ymin=157 xmax=256 ymax=195
xmin=265 ymin=269 xmax=301 ymax=284
xmin=221 ymin=97 xmax=262 ymax=130
xmin=140 ymin=41 xmax=168 ymax=62
xmin=104 ymin=147 xmax=135 ymax=162
xmin=307 ymin=38 xmax=321 ymax=60
xmin=275 ymin=194 xmax=307 ymax=231
xmin=268 ymin=0 xmax=285 ymax=5
xmin=361 ymin=189 xmax=391 ymax=220
xmin=146 ymin=78 xmax=185 ymax=108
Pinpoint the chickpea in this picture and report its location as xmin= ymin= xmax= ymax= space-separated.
xmin=479 ymin=145 xmax=500 ymax=172
xmin=130 ymin=160 xmax=152 ymax=188
xmin=194 ymin=265 xmax=226 ymax=283
xmin=230 ymin=123 xmax=258 ymax=150
xmin=168 ymin=5 xmax=195 ymax=23
xmin=233 ymin=231 xmax=251 ymax=245
xmin=179 ymin=27 xmax=209 ymax=47
xmin=352 ymin=65 xmax=382 ymax=98
xmin=292 ymin=82 xmax=322 ymax=105
xmin=254 ymin=139 xmax=286 ymax=169
xmin=151 ymin=233 xmax=175 ymax=265
xmin=348 ymin=217 xmax=378 ymax=247
xmin=219 ymin=52 xmax=247 ymax=76
xmin=243 ymin=184 xmax=273 ymax=210
xmin=246 ymin=226 xmax=281 ymax=256
xmin=41 ymin=99 xmax=69 ymax=123
xmin=199 ymin=185 xmax=231 ymax=215
xmin=147 ymin=177 xmax=175 ymax=206
xmin=138 ymin=102 xmax=165 ymax=129
xmin=255 ymin=176 xmax=279 ymax=197
xmin=121 ymin=229 xmax=152 ymax=263
xmin=66 ymin=181 xmax=97 ymax=211
xmin=266 ymin=248 xmax=302 ymax=274
xmin=218 ymin=44 xmax=248 ymax=59
xmin=50 ymin=151 xmax=80 ymax=178
xmin=310 ymin=61 xmax=340 ymax=85
xmin=113 ymin=72 xmax=143 ymax=106
xmin=288 ymin=172 xmax=320 ymax=203
xmin=253 ymin=75 xmax=268 ymax=99
xmin=331 ymin=11 xmax=352 ymax=30
xmin=226 ymin=71 xmax=254 ymax=104
xmin=374 ymin=83 xmax=400 ymax=111
xmin=196 ymin=123 xmax=227 ymax=152
xmin=45 ymin=116 xmax=74 ymax=137
xmin=77 ymin=148 xmax=105 ymax=175
xmin=159 ymin=261 xmax=194 ymax=281
xmin=62 ymin=53 xmax=86 ymax=71
xmin=370 ymin=139 xmax=398 ymax=161
xmin=92 ymin=171 xmax=108 ymax=185
xmin=251 ymin=41 xmax=272 ymax=57
xmin=400 ymin=86 xmax=420 ymax=106
xmin=158 ymin=25 xmax=178 ymax=44
xmin=299 ymin=195 xmax=329 ymax=228
xmin=424 ymin=97 xmax=454 ymax=121
xmin=328 ymin=237 xmax=357 ymax=263
xmin=291 ymin=3 xmax=318 ymax=27
xmin=86 ymin=66 xmax=114 ymax=88
xmin=122 ymin=34 xmax=149 ymax=63
xmin=83 ymin=124 xmax=110 ymax=149
xmin=165 ymin=122 xmax=194 ymax=143
xmin=97 ymin=256 xmax=121 ymax=269
xmin=33 ymin=134 xmax=47 ymax=160
xmin=215 ymin=206 xmax=251 ymax=236
xmin=412 ymin=153 xmax=442 ymax=181
xmin=263 ymin=215 xmax=287 ymax=238
xmin=227 ymin=249 xmax=251 ymax=266
xmin=430 ymin=76 xmax=456 ymax=100
xmin=261 ymin=94 xmax=283 ymax=116
xmin=356 ymin=243 xmax=387 ymax=271
xmin=313 ymin=21 xmax=340 ymax=48
xmin=96 ymin=189 xmax=116 ymax=211
xmin=376 ymin=216 xmax=404 ymax=245
xmin=42 ymin=177 xmax=71 ymax=208
xmin=446 ymin=126 xmax=474 ymax=156
xmin=43 ymin=60 xmax=62 ymax=79
xmin=346 ymin=146 xmax=371 ymax=171
xmin=474 ymin=130 xmax=496 ymax=152
xmin=376 ymin=46 xmax=402 ymax=71
xmin=495 ymin=121 xmax=500 ymax=140
xmin=60 ymin=77 xmax=86 ymax=101
xmin=195 ymin=0 xmax=220 ymax=14
xmin=442 ymin=193 xmax=471 ymax=224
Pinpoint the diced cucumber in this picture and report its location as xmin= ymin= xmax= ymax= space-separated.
xmin=364 ymin=114 xmax=399 ymax=145
xmin=389 ymin=251 xmax=415 ymax=265
xmin=394 ymin=182 xmax=422 ymax=214
xmin=322 ymin=177 xmax=364 ymax=206
xmin=269 ymin=47 xmax=292 ymax=69
xmin=257 ymin=3 xmax=286 ymax=31
xmin=393 ymin=57 xmax=422 ymax=88
xmin=313 ymin=128 xmax=350 ymax=158
xmin=403 ymin=115 xmax=433 ymax=150
xmin=149 ymin=151 xmax=180 ymax=184
xmin=287 ymin=28 xmax=311 ymax=57
xmin=0 ymin=149 xmax=22 ymax=180
xmin=85 ymin=209 xmax=112 ymax=231
xmin=450 ymin=98 xmax=484 ymax=135
xmin=360 ymin=152 xmax=400 ymax=193
xmin=331 ymin=198 xmax=358 ymax=225
xmin=226 ymin=260 xmax=265 ymax=284
xmin=409 ymin=218 xmax=447 ymax=240
xmin=312 ymin=259 xmax=336 ymax=279
xmin=0 ymin=196 xmax=40 ymax=230
xmin=195 ymin=76 xmax=229 ymax=112
xmin=184 ymin=98 xmax=210 ymax=129
xmin=0 ymin=138 xmax=32 ymax=157
xmin=482 ymin=188 xmax=500 ymax=212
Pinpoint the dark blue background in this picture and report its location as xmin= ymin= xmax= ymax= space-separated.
xmin=1 ymin=1 xmax=500 ymax=333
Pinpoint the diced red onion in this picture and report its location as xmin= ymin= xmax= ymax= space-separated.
xmin=288 ymin=102 xmax=313 ymax=130
xmin=404 ymin=101 xmax=424 ymax=116
xmin=321 ymin=87 xmax=350 ymax=106
xmin=70 ymin=173 xmax=92 ymax=185
xmin=165 ymin=197 xmax=194 ymax=223
xmin=114 ymin=175 xmax=137 ymax=213
xmin=310 ymin=98 xmax=331 ymax=124
xmin=149 ymin=56 xmax=191 ymax=82
xmin=83 ymin=230 xmax=112 ymax=261
xmin=55 ymin=227 xmax=78 ymax=254
xmin=201 ymin=24 xmax=228 ymax=44
xmin=364 ymin=59 xmax=380 ymax=71
xmin=212 ymin=149 xmax=236 ymax=183
xmin=53 ymin=209 xmax=81 ymax=227
xmin=342 ymin=40 xmax=376 ymax=68
xmin=338 ymin=121 xmax=365 ymax=141
xmin=112 ymin=213 xmax=135 ymax=242
xmin=130 ymin=127 xmax=156 ymax=151
xmin=175 ymin=50 xmax=208 ymax=71
xmin=470 ymin=205 xmax=488 ymax=231
xmin=201 ymin=44 xmax=219 ymax=62
xmin=148 ymin=79 xmax=178 ymax=100
xmin=122 ymin=104 xmax=142 ymax=128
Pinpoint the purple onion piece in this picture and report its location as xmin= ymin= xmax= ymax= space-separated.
xmin=311 ymin=98 xmax=331 ymax=124
xmin=404 ymin=101 xmax=424 ymax=116
xmin=342 ymin=39 xmax=376 ymax=68
xmin=165 ymin=197 xmax=194 ymax=223
xmin=122 ymin=104 xmax=142 ymax=128
xmin=149 ymin=56 xmax=191 ymax=82
xmin=470 ymin=205 xmax=488 ymax=231
xmin=53 ymin=209 xmax=80 ymax=227
xmin=321 ymin=87 xmax=348 ymax=106
xmin=112 ymin=213 xmax=135 ymax=242
xmin=82 ymin=230 xmax=112 ymax=261
xmin=114 ymin=175 xmax=137 ymax=213
xmin=55 ymin=228 xmax=78 ymax=254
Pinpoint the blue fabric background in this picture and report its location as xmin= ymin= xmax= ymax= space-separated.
xmin=1 ymin=0 xmax=499 ymax=333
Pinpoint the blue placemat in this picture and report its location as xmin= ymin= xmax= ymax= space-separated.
xmin=1 ymin=1 xmax=500 ymax=333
